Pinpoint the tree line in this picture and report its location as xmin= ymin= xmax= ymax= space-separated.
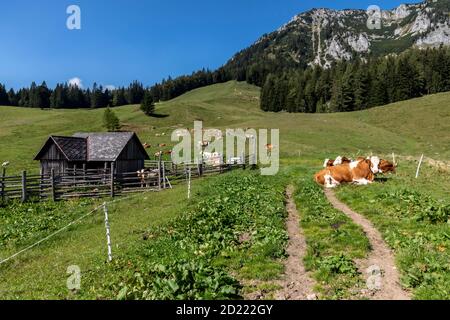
xmin=0 ymin=69 xmax=232 ymax=109
xmin=0 ymin=80 xmax=146 ymax=109
xmin=1 ymin=47 xmax=449 ymax=113
xmin=260 ymin=47 xmax=450 ymax=113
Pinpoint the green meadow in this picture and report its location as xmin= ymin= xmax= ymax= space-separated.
xmin=0 ymin=81 xmax=449 ymax=299
xmin=1 ymin=81 xmax=449 ymax=173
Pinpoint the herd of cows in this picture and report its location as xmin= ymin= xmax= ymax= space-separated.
xmin=315 ymin=156 xmax=396 ymax=188
xmin=136 ymin=148 xmax=397 ymax=190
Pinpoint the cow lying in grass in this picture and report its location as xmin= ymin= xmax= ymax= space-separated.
xmin=324 ymin=156 xmax=396 ymax=174
xmin=137 ymin=169 xmax=159 ymax=188
xmin=315 ymin=156 xmax=382 ymax=188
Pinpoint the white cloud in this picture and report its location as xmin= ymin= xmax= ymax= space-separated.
xmin=68 ymin=77 xmax=83 ymax=89
xmin=104 ymin=85 xmax=116 ymax=91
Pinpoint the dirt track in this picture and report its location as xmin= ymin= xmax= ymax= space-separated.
xmin=324 ymin=189 xmax=411 ymax=300
xmin=275 ymin=186 xmax=316 ymax=300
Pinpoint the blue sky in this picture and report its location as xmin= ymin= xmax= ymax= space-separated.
xmin=0 ymin=0 xmax=420 ymax=90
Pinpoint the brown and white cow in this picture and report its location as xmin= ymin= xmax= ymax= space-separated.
xmin=325 ymin=156 xmax=395 ymax=174
xmin=315 ymin=156 xmax=381 ymax=188
xmin=323 ymin=156 xmax=352 ymax=168
xmin=137 ymin=169 xmax=159 ymax=188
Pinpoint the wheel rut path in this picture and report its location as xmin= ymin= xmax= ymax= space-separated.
xmin=324 ymin=189 xmax=411 ymax=300
xmin=275 ymin=185 xmax=316 ymax=300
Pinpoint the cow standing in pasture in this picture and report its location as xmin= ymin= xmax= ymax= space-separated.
xmin=137 ymin=169 xmax=159 ymax=188
xmin=202 ymin=151 xmax=222 ymax=166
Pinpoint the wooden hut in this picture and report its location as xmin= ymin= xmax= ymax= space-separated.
xmin=34 ymin=132 xmax=150 ymax=175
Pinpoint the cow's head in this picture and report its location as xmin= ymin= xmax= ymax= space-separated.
xmin=367 ymin=156 xmax=381 ymax=174
xmin=379 ymin=159 xmax=396 ymax=174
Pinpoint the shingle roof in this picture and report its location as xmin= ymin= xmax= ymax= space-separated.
xmin=51 ymin=136 xmax=87 ymax=161
xmin=73 ymin=132 xmax=135 ymax=161
xmin=35 ymin=132 xmax=149 ymax=162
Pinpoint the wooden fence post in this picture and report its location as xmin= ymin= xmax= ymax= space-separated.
xmin=415 ymin=154 xmax=424 ymax=179
xmin=103 ymin=202 xmax=113 ymax=262
xmin=1 ymin=167 xmax=6 ymax=204
xmin=103 ymin=162 xmax=108 ymax=184
xmin=162 ymin=162 xmax=166 ymax=189
xmin=187 ymin=167 xmax=191 ymax=199
xmin=157 ymin=156 xmax=162 ymax=190
xmin=82 ymin=163 xmax=86 ymax=182
xmin=110 ymin=162 xmax=115 ymax=197
xmin=39 ymin=167 xmax=43 ymax=200
xmin=21 ymin=171 xmax=27 ymax=203
xmin=198 ymin=162 xmax=203 ymax=177
xmin=50 ymin=169 xmax=56 ymax=201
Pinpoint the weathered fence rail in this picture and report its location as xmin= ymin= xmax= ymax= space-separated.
xmin=0 ymin=158 xmax=248 ymax=204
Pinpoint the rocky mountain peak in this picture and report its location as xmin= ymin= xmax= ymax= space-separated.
xmin=228 ymin=0 xmax=449 ymax=70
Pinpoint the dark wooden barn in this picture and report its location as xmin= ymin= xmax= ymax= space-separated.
xmin=34 ymin=132 xmax=150 ymax=175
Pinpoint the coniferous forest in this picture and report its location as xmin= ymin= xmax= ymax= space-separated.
xmin=1 ymin=47 xmax=449 ymax=113
xmin=259 ymin=47 xmax=450 ymax=113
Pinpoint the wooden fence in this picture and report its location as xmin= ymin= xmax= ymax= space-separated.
xmin=0 ymin=159 xmax=248 ymax=203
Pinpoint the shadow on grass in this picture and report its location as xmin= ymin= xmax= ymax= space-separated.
xmin=374 ymin=177 xmax=390 ymax=183
xmin=150 ymin=113 xmax=169 ymax=118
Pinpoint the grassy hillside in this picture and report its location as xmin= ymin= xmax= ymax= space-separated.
xmin=1 ymin=81 xmax=449 ymax=300
xmin=1 ymin=81 xmax=449 ymax=174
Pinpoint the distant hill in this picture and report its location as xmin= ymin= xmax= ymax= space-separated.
xmin=142 ymin=0 xmax=450 ymax=108
xmin=1 ymin=81 xmax=449 ymax=172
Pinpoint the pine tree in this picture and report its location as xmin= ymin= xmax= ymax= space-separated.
xmin=330 ymin=78 xmax=344 ymax=112
xmin=341 ymin=68 xmax=355 ymax=112
xmin=7 ymin=89 xmax=18 ymax=106
xmin=37 ymin=81 xmax=51 ymax=109
xmin=112 ymin=88 xmax=127 ymax=107
xmin=126 ymin=81 xmax=145 ymax=104
xmin=18 ymin=89 xmax=29 ymax=107
xmin=90 ymin=83 xmax=105 ymax=108
xmin=354 ymin=67 xmax=370 ymax=110
xmin=286 ymin=87 xmax=298 ymax=113
xmin=315 ymin=69 xmax=331 ymax=108
xmin=369 ymin=75 xmax=388 ymax=107
xmin=50 ymin=84 xmax=67 ymax=108
xmin=294 ymin=76 xmax=306 ymax=113
xmin=396 ymin=57 xmax=423 ymax=101
xmin=304 ymin=82 xmax=316 ymax=113
xmin=260 ymin=74 xmax=276 ymax=112
xmin=0 ymin=84 xmax=9 ymax=105
xmin=103 ymin=107 xmax=121 ymax=132
xmin=28 ymin=82 xmax=38 ymax=107
xmin=273 ymin=75 xmax=288 ymax=112
xmin=140 ymin=91 xmax=155 ymax=115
